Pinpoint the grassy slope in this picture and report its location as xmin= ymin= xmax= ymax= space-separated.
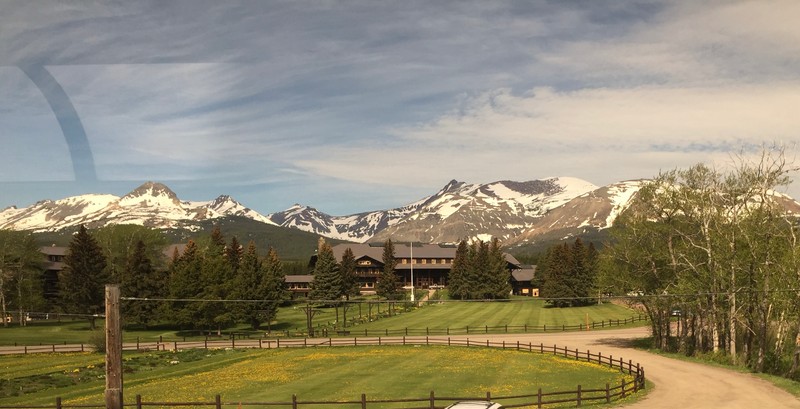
xmin=0 ymin=299 xmax=643 ymax=345
xmin=0 ymin=347 xmax=638 ymax=406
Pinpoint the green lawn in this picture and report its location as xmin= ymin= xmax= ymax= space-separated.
xmin=0 ymin=298 xmax=644 ymax=345
xmin=337 ymin=298 xmax=642 ymax=334
xmin=0 ymin=346 xmax=639 ymax=407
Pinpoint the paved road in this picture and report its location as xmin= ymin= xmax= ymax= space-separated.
xmin=2 ymin=327 xmax=799 ymax=408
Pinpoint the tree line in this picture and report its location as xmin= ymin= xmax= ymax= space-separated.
xmin=538 ymin=237 xmax=598 ymax=307
xmin=600 ymin=149 xmax=800 ymax=379
xmin=1 ymin=224 xmax=291 ymax=332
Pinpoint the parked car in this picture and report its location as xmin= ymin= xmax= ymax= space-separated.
xmin=444 ymin=401 xmax=504 ymax=409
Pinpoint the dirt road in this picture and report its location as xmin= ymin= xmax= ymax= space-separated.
xmin=458 ymin=328 xmax=800 ymax=409
xmin=2 ymin=327 xmax=798 ymax=408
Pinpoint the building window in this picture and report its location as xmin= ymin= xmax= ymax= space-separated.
xmin=431 ymin=259 xmax=437 ymax=264
xmin=421 ymin=259 xmax=427 ymax=264
xmin=401 ymin=259 xmax=407 ymax=264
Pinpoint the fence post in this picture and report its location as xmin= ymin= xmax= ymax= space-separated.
xmin=215 ymin=394 xmax=222 ymax=409
xmin=430 ymin=391 xmax=435 ymax=409
xmin=605 ymin=383 xmax=610 ymax=403
xmin=56 ymin=397 xmax=62 ymax=409
xmin=577 ymin=384 xmax=582 ymax=407
xmin=361 ymin=393 xmax=367 ymax=409
xmin=174 ymin=341 xmax=178 ymax=351
xmin=136 ymin=394 xmax=143 ymax=409
xmin=537 ymin=388 xmax=542 ymax=409
xmin=621 ymin=379 xmax=627 ymax=398
xmin=292 ymin=394 xmax=298 ymax=409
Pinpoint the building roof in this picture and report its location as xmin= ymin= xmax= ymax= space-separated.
xmin=40 ymin=246 xmax=67 ymax=256
xmin=511 ymin=265 xmax=536 ymax=282
xmin=285 ymin=275 xmax=314 ymax=283
xmin=332 ymin=243 xmax=460 ymax=261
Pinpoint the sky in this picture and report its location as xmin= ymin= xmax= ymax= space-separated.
xmin=1 ymin=1 xmax=800 ymax=216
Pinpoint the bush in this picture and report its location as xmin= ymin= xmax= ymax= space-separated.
xmin=88 ymin=330 xmax=106 ymax=353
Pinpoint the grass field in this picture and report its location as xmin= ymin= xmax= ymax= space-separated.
xmin=0 ymin=346 xmax=639 ymax=407
xmin=0 ymin=298 xmax=643 ymax=346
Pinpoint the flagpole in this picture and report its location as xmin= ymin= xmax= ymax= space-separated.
xmin=410 ymin=241 xmax=415 ymax=302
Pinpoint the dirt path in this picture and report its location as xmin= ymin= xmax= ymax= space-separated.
xmin=459 ymin=328 xmax=800 ymax=409
xmin=2 ymin=327 xmax=798 ymax=407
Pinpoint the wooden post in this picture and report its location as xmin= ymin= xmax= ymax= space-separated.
xmin=105 ymin=284 xmax=123 ymax=409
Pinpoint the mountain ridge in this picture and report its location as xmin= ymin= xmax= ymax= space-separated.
xmin=0 ymin=177 xmax=640 ymax=248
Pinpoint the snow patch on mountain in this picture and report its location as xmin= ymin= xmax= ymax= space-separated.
xmin=0 ymin=182 xmax=277 ymax=232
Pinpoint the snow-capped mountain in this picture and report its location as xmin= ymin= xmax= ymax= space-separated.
xmin=503 ymin=180 xmax=644 ymax=248
xmin=0 ymin=181 xmax=276 ymax=232
xmin=267 ymin=177 xmax=601 ymax=244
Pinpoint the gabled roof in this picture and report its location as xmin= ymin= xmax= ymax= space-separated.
xmin=511 ymin=265 xmax=536 ymax=282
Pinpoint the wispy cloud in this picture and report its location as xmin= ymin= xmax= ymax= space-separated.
xmin=1 ymin=1 xmax=799 ymax=213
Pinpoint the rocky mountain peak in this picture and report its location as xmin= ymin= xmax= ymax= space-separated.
xmin=123 ymin=181 xmax=179 ymax=201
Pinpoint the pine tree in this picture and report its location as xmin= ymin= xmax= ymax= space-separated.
xmin=310 ymin=238 xmax=342 ymax=303
xmin=230 ymin=241 xmax=262 ymax=328
xmin=122 ymin=240 xmax=164 ymax=328
xmin=339 ymin=247 xmax=360 ymax=300
xmin=226 ymin=236 xmax=243 ymax=274
xmin=448 ymin=240 xmax=469 ymax=299
xmin=169 ymin=240 xmax=203 ymax=329
xmin=258 ymin=247 xmax=287 ymax=331
xmin=376 ymin=239 xmax=400 ymax=300
xmin=541 ymin=243 xmax=574 ymax=307
xmin=488 ymin=238 xmax=511 ymax=299
xmin=59 ymin=225 xmax=108 ymax=329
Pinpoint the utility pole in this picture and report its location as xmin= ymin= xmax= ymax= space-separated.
xmin=105 ymin=285 xmax=122 ymax=409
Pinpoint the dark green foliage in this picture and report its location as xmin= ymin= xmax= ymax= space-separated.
xmin=376 ymin=239 xmax=400 ymax=300
xmin=339 ymin=247 xmax=360 ymax=300
xmin=258 ymin=247 xmax=288 ymax=328
xmin=59 ymin=225 xmax=108 ymax=328
xmin=447 ymin=240 xmax=469 ymax=299
xmin=122 ymin=240 xmax=164 ymax=328
xmin=449 ymin=238 xmax=510 ymax=300
xmin=488 ymin=238 xmax=512 ymax=298
xmin=0 ymin=230 xmax=45 ymax=326
xmin=541 ymin=238 xmax=598 ymax=307
xmin=93 ymin=225 xmax=167 ymax=286
xmin=310 ymin=238 xmax=342 ymax=302
xmin=168 ymin=240 xmax=204 ymax=329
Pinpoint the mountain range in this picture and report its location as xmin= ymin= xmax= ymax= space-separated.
xmin=0 ymin=177 xmax=648 ymax=250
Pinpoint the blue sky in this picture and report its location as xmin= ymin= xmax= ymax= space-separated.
xmin=2 ymin=1 xmax=800 ymax=215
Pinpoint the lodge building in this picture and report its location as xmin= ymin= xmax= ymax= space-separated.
xmin=299 ymin=242 xmax=537 ymax=297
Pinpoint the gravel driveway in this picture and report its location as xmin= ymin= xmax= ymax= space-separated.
xmin=455 ymin=327 xmax=800 ymax=409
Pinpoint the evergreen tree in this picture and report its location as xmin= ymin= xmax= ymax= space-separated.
xmin=197 ymin=230 xmax=234 ymax=334
xmin=230 ymin=241 xmax=262 ymax=329
xmin=122 ymin=240 xmax=163 ymax=328
xmin=448 ymin=240 xmax=469 ymax=299
xmin=60 ymin=225 xmax=108 ymax=328
xmin=226 ymin=236 xmax=243 ymax=274
xmin=169 ymin=240 xmax=203 ymax=329
xmin=376 ymin=239 xmax=400 ymax=299
xmin=541 ymin=243 xmax=575 ymax=307
xmin=487 ymin=238 xmax=512 ymax=299
xmin=467 ymin=240 xmax=490 ymax=299
xmin=258 ymin=247 xmax=287 ymax=330
xmin=310 ymin=238 xmax=342 ymax=303
xmin=93 ymin=225 xmax=166 ymax=287
xmin=339 ymin=247 xmax=360 ymax=300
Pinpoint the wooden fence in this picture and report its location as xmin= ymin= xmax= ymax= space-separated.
xmin=0 ymin=338 xmax=645 ymax=409
xmin=0 ymin=314 xmax=648 ymax=355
